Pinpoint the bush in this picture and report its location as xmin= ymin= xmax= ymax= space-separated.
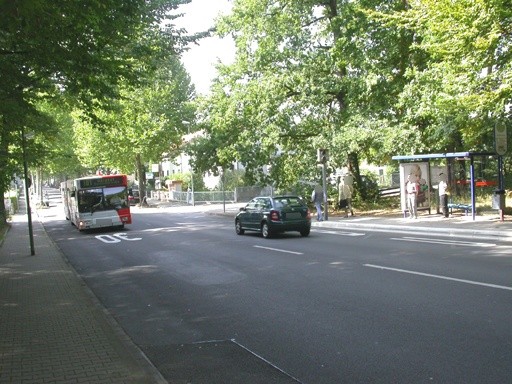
xmin=354 ymin=172 xmax=380 ymax=203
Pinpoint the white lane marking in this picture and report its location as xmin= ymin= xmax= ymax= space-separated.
xmin=364 ymin=264 xmax=512 ymax=291
xmin=253 ymin=245 xmax=303 ymax=255
xmin=316 ymin=230 xmax=365 ymax=237
xmin=114 ymin=233 xmax=142 ymax=241
xmin=145 ymin=227 xmax=183 ymax=232
xmin=95 ymin=233 xmax=142 ymax=243
xmin=391 ymin=236 xmax=496 ymax=247
xmin=144 ymin=224 xmax=222 ymax=233
xmin=96 ymin=235 xmax=121 ymax=243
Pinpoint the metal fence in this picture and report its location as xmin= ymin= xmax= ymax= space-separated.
xmin=150 ymin=186 xmax=274 ymax=204
xmin=151 ymin=190 xmax=235 ymax=204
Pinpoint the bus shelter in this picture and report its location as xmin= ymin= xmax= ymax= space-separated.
xmin=392 ymin=152 xmax=500 ymax=221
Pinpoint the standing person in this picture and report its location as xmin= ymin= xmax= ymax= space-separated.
xmin=311 ymin=184 xmax=324 ymax=221
xmin=438 ymin=173 xmax=449 ymax=218
xmin=338 ymin=174 xmax=354 ymax=218
xmin=187 ymin=187 xmax=192 ymax=204
xmin=405 ymin=173 xmax=419 ymax=219
xmin=409 ymin=163 xmax=428 ymax=207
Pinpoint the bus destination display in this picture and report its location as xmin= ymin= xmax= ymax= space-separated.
xmin=78 ymin=176 xmax=125 ymax=189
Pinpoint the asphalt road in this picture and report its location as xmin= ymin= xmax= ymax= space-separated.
xmin=42 ymin=193 xmax=512 ymax=383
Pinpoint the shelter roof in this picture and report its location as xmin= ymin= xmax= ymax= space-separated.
xmin=392 ymin=152 xmax=496 ymax=161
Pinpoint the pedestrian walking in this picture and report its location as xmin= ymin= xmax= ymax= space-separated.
xmin=338 ymin=174 xmax=354 ymax=218
xmin=405 ymin=174 xmax=419 ymax=219
xmin=311 ymin=184 xmax=324 ymax=221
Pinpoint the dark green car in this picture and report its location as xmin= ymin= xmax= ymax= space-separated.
xmin=235 ymin=195 xmax=312 ymax=238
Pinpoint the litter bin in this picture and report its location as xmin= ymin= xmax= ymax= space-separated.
xmin=492 ymin=189 xmax=505 ymax=210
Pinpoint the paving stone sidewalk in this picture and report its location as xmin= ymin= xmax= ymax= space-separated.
xmin=0 ymin=197 xmax=166 ymax=384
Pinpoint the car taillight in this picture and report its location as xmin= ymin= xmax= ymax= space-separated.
xmin=306 ymin=209 xmax=311 ymax=219
xmin=270 ymin=210 xmax=280 ymax=221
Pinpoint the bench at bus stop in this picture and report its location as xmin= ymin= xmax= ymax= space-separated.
xmin=447 ymin=202 xmax=472 ymax=215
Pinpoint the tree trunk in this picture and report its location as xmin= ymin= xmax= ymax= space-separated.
xmin=0 ymin=183 xmax=7 ymax=226
xmin=0 ymin=117 xmax=10 ymax=225
xmin=36 ymin=168 xmax=44 ymax=206
xmin=135 ymin=153 xmax=146 ymax=206
xmin=347 ymin=152 xmax=365 ymax=201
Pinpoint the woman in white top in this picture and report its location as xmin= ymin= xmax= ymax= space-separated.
xmin=438 ymin=173 xmax=449 ymax=218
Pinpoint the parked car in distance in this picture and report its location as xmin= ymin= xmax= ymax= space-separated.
xmin=128 ymin=188 xmax=140 ymax=206
xmin=235 ymin=195 xmax=312 ymax=238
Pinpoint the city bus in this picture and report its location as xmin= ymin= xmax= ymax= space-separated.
xmin=61 ymin=174 xmax=132 ymax=231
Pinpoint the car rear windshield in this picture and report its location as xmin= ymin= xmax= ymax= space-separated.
xmin=274 ymin=197 xmax=304 ymax=208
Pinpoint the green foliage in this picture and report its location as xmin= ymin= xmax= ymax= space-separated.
xmin=3 ymin=0 xmax=512 ymax=225
xmin=0 ymin=0 xmax=188 ymax=222
xmin=200 ymin=0 xmax=419 ymax=194
xmin=195 ymin=0 xmax=512 ymax=198
xmin=71 ymin=55 xmax=195 ymax=177
xmin=354 ymin=170 xmax=380 ymax=203
xmin=211 ymin=169 xmax=247 ymax=191
xmin=371 ymin=0 xmax=512 ymax=152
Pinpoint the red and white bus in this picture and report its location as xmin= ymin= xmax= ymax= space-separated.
xmin=61 ymin=174 xmax=132 ymax=231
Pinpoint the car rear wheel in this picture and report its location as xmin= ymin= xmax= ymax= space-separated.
xmin=300 ymin=228 xmax=310 ymax=237
xmin=235 ymin=219 xmax=245 ymax=235
xmin=261 ymin=222 xmax=272 ymax=238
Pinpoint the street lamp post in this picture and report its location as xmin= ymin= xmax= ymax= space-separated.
xmin=21 ymin=126 xmax=35 ymax=255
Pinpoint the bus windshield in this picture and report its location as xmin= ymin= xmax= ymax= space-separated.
xmin=78 ymin=186 xmax=128 ymax=213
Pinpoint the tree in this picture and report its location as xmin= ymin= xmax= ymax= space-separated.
xmin=197 ymin=0 xmax=414 ymax=199
xmin=71 ymin=56 xmax=196 ymax=201
xmin=0 ymin=0 xmax=189 ymax=223
xmin=197 ymin=0 xmax=511 ymax=200
xmin=370 ymin=0 xmax=512 ymax=153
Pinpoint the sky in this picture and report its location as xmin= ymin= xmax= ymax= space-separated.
xmin=174 ymin=0 xmax=235 ymax=95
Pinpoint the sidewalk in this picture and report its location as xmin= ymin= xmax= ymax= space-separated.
xmin=314 ymin=211 xmax=512 ymax=242
xmin=0 ymin=195 xmax=166 ymax=384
